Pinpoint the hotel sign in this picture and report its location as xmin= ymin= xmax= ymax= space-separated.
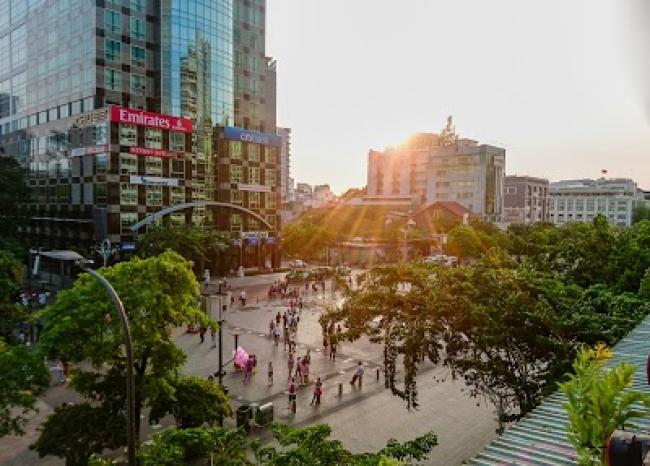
xmin=111 ymin=106 xmax=192 ymax=134
xmin=129 ymin=147 xmax=176 ymax=158
xmin=129 ymin=175 xmax=179 ymax=187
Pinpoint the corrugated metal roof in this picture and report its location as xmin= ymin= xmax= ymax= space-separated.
xmin=470 ymin=315 xmax=650 ymax=466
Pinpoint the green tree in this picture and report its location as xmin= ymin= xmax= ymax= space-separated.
xmin=560 ymin=345 xmax=650 ymax=465
xmin=632 ymin=205 xmax=650 ymax=224
xmin=35 ymin=252 xmax=225 ymax=463
xmin=0 ymin=340 xmax=50 ymax=437
xmin=445 ymin=225 xmax=490 ymax=261
xmin=281 ymin=219 xmax=334 ymax=260
xmin=0 ymin=249 xmax=27 ymax=342
xmin=31 ymin=403 xmax=125 ymax=466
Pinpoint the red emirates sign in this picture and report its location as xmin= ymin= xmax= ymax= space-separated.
xmin=129 ymin=147 xmax=176 ymax=158
xmin=110 ymin=106 xmax=192 ymax=133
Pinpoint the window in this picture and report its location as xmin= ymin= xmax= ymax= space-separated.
xmin=145 ymin=128 xmax=162 ymax=149
xmin=104 ymin=69 xmax=122 ymax=91
xmin=131 ymin=0 xmax=144 ymax=12
xmin=130 ymin=18 xmax=145 ymax=40
xmin=120 ymin=213 xmax=138 ymax=234
xmin=231 ymin=213 xmax=242 ymax=232
xmin=506 ymin=186 xmax=517 ymax=195
xmin=95 ymin=183 xmax=107 ymax=204
xmin=119 ymin=153 xmax=138 ymax=175
xmin=170 ymin=187 xmax=185 ymax=204
xmin=265 ymin=169 xmax=277 ymax=187
xmin=105 ymin=10 xmax=121 ymax=34
xmin=131 ymin=74 xmax=145 ymax=96
xmin=230 ymin=165 xmax=242 ymax=183
xmin=171 ymin=159 xmax=185 ymax=175
xmin=131 ymin=46 xmax=145 ymax=67
xmin=231 ymin=190 xmax=243 ymax=204
xmin=145 ymin=157 xmax=162 ymax=175
xmin=170 ymin=132 xmax=185 ymax=151
xmin=248 ymin=218 xmax=260 ymax=230
xmin=119 ymin=124 xmax=137 ymax=146
xmin=248 ymin=192 xmax=261 ymax=209
xmin=248 ymin=144 xmax=260 ymax=162
xmin=120 ymin=183 xmax=138 ymax=205
xmin=266 ymin=192 xmax=276 ymax=209
xmin=249 ymin=167 xmax=260 ymax=184
xmin=266 ymin=147 xmax=277 ymax=164
xmin=95 ymin=153 xmax=109 ymax=174
xmin=229 ymin=141 xmax=242 ymax=159
xmin=147 ymin=186 xmax=162 ymax=206
xmin=105 ymin=39 xmax=122 ymax=62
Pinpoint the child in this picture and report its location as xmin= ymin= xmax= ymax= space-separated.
xmin=268 ymin=362 xmax=273 ymax=386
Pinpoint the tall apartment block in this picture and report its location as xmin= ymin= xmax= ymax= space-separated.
xmin=276 ymin=127 xmax=291 ymax=202
xmin=549 ymin=178 xmax=646 ymax=227
xmin=366 ymin=118 xmax=506 ymax=221
xmin=0 ymin=0 xmax=280 ymax=267
xmin=503 ymin=176 xmax=550 ymax=224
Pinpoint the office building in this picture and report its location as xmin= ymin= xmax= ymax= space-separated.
xmin=277 ymin=127 xmax=292 ymax=202
xmin=366 ymin=118 xmax=506 ymax=221
xmin=503 ymin=176 xmax=549 ymax=225
xmin=549 ymin=178 xmax=646 ymax=227
xmin=0 ymin=0 xmax=280 ymax=266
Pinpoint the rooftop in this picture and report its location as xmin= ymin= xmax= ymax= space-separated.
xmin=470 ymin=313 xmax=650 ymax=466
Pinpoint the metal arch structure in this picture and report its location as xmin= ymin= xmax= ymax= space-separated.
xmin=129 ymin=201 xmax=274 ymax=233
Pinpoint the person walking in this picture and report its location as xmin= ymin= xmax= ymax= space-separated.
xmin=302 ymin=357 xmax=310 ymax=384
xmin=267 ymin=362 xmax=274 ymax=386
xmin=239 ymin=290 xmax=247 ymax=306
xmin=330 ymin=335 xmax=337 ymax=361
xmin=288 ymin=377 xmax=297 ymax=412
xmin=350 ymin=361 xmax=365 ymax=388
xmin=199 ymin=327 xmax=207 ymax=344
xmin=311 ymin=377 xmax=323 ymax=406
xmin=273 ymin=323 xmax=281 ymax=346
xmin=287 ymin=352 xmax=294 ymax=380
xmin=244 ymin=355 xmax=254 ymax=384
xmin=295 ymin=356 xmax=303 ymax=384
xmin=210 ymin=329 xmax=216 ymax=348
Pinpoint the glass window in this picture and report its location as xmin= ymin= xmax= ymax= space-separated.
xmin=231 ymin=213 xmax=242 ymax=232
xmin=249 ymin=192 xmax=260 ymax=209
xmin=171 ymin=159 xmax=185 ymax=174
xmin=131 ymin=0 xmax=144 ymax=12
xmin=59 ymin=104 xmax=69 ymax=118
xmin=105 ymin=39 xmax=122 ymax=61
xmin=130 ymin=18 xmax=145 ymax=40
xmin=249 ymin=167 xmax=260 ymax=184
xmin=131 ymin=46 xmax=145 ymax=67
xmin=104 ymin=69 xmax=122 ymax=91
xmin=145 ymin=157 xmax=162 ymax=175
xmin=105 ymin=10 xmax=121 ymax=34
xmin=229 ymin=141 xmax=242 ymax=159
xmin=0 ymin=79 xmax=9 ymax=118
xmin=11 ymin=0 xmax=27 ymax=22
xmin=248 ymin=144 xmax=260 ymax=162
xmin=95 ymin=123 xmax=108 ymax=145
xmin=231 ymin=190 xmax=243 ymax=204
xmin=170 ymin=187 xmax=184 ymax=204
xmin=95 ymin=153 xmax=109 ymax=174
xmin=120 ymin=212 xmax=138 ymax=233
xmin=169 ymin=132 xmax=185 ymax=151
xmin=119 ymin=124 xmax=137 ymax=146
xmin=119 ymin=153 xmax=138 ymax=175
xmin=120 ymin=183 xmax=137 ymax=205
xmin=265 ymin=169 xmax=277 ymax=186
xmin=146 ymin=186 xmax=162 ymax=206
xmin=10 ymin=25 xmax=26 ymax=68
xmin=266 ymin=147 xmax=277 ymax=164
xmin=230 ymin=165 xmax=242 ymax=183
xmin=266 ymin=192 xmax=276 ymax=209
xmin=95 ymin=183 xmax=107 ymax=204
xmin=130 ymin=74 xmax=145 ymax=96
xmin=144 ymin=128 xmax=162 ymax=149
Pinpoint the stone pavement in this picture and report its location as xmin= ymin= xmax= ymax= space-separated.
xmin=0 ymin=273 xmax=498 ymax=466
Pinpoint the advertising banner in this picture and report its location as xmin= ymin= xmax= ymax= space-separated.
xmin=129 ymin=175 xmax=179 ymax=187
xmin=111 ymin=106 xmax=192 ymax=133
xmin=237 ymin=183 xmax=272 ymax=193
xmin=129 ymin=147 xmax=176 ymax=158
xmin=223 ymin=126 xmax=282 ymax=146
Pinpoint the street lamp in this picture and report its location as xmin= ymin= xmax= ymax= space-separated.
xmin=34 ymin=250 xmax=136 ymax=466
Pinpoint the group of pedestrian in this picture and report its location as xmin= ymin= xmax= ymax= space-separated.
xmin=322 ymin=321 xmax=343 ymax=361
xmin=242 ymin=353 xmax=257 ymax=383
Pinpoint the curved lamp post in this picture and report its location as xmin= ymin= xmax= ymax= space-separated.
xmin=35 ymin=250 xmax=136 ymax=465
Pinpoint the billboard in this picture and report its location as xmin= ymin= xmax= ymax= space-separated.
xmin=129 ymin=175 xmax=179 ymax=187
xmin=111 ymin=106 xmax=192 ymax=133
xmin=223 ymin=126 xmax=282 ymax=146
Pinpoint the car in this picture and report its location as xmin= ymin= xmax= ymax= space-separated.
xmin=289 ymin=259 xmax=307 ymax=269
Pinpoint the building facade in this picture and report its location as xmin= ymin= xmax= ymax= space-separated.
xmin=0 ymin=0 xmax=280 ymax=267
xmin=276 ymin=127 xmax=291 ymax=202
xmin=503 ymin=175 xmax=549 ymax=225
xmin=366 ymin=119 xmax=505 ymax=221
xmin=549 ymin=178 xmax=646 ymax=227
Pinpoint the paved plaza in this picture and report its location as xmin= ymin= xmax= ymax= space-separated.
xmin=0 ymin=273 xmax=498 ymax=466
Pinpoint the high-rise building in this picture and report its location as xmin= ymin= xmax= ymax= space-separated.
xmin=0 ymin=0 xmax=280 ymax=267
xmin=549 ymin=178 xmax=647 ymax=227
xmin=366 ymin=118 xmax=506 ymax=221
xmin=503 ymin=176 xmax=550 ymax=225
xmin=276 ymin=127 xmax=291 ymax=202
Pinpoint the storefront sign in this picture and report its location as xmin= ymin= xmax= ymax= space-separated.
xmin=129 ymin=175 xmax=179 ymax=187
xmin=120 ymin=242 xmax=137 ymax=251
xmin=237 ymin=183 xmax=272 ymax=193
xmin=74 ymin=108 xmax=109 ymax=127
xmin=241 ymin=231 xmax=269 ymax=239
xmin=129 ymin=147 xmax=175 ymax=158
xmin=111 ymin=106 xmax=192 ymax=134
xmin=69 ymin=145 xmax=109 ymax=157
xmin=223 ymin=127 xmax=282 ymax=146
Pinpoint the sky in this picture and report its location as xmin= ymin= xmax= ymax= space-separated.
xmin=266 ymin=0 xmax=650 ymax=194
